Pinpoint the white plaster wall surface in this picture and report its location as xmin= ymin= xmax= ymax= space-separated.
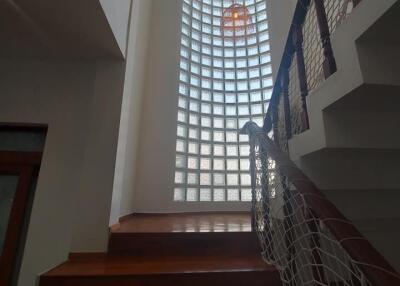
xmin=110 ymin=0 xmax=153 ymax=225
xmin=0 ymin=59 xmax=94 ymax=286
xmin=99 ymin=0 xmax=132 ymax=57
xmin=267 ymin=0 xmax=297 ymax=80
xmin=70 ymin=60 xmax=125 ymax=252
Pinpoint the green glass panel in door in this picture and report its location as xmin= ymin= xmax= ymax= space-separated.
xmin=0 ymin=175 xmax=19 ymax=256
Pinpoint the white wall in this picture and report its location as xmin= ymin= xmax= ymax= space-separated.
xmin=99 ymin=0 xmax=132 ymax=57
xmin=267 ymin=0 xmax=297 ymax=79
xmin=0 ymin=58 xmax=125 ymax=285
xmin=109 ymin=0 xmax=153 ymax=225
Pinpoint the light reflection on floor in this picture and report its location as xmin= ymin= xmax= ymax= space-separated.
xmin=113 ymin=212 xmax=252 ymax=233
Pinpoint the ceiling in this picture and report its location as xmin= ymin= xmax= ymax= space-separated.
xmin=0 ymin=0 xmax=125 ymax=60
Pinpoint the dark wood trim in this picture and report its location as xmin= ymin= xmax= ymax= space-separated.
xmin=0 ymin=123 xmax=48 ymax=133
xmin=0 ymin=166 xmax=35 ymax=286
xmin=352 ymin=0 xmax=362 ymax=7
xmin=282 ymin=65 xmax=292 ymax=141
xmin=314 ymin=0 xmax=337 ymax=77
xmin=0 ymin=151 xmax=43 ymax=166
xmin=293 ymin=24 xmax=310 ymax=131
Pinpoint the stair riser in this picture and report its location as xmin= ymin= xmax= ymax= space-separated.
xmin=40 ymin=271 xmax=281 ymax=286
xmin=108 ymin=232 xmax=261 ymax=257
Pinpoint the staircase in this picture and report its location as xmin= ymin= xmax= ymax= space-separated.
xmin=40 ymin=213 xmax=281 ymax=286
xmin=288 ymin=0 xmax=400 ymax=270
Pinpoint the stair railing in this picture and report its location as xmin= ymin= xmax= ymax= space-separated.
xmin=265 ymin=0 xmax=359 ymax=142
xmin=241 ymin=0 xmax=400 ymax=285
xmin=242 ymin=121 xmax=400 ymax=286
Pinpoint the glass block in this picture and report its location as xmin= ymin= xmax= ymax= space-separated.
xmin=201 ymin=103 xmax=211 ymax=114
xmin=238 ymin=105 xmax=249 ymax=116
xmin=250 ymin=91 xmax=262 ymax=102
xmin=238 ymin=93 xmax=248 ymax=103
xmin=189 ymin=113 xmax=199 ymax=125
xmin=175 ymin=171 xmax=185 ymax=184
xmin=226 ymin=145 xmax=238 ymax=156
xmin=251 ymin=104 xmax=263 ymax=115
xmin=225 ymin=93 xmax=236 ymax=103
xmin=187 ymin=188 xmax=198 ymax=201
xmin=188 ymin=128 xmax=198 ymax=139
xmin=225 ymin=106 xmax=236 ymax=116
xmin=226 ymin=131 xmax=237 ymax=142
xmin=177 ymin=125 xmax=187 ymax=137
xmin=213 ymin=118 xmax=224 ymax=128
xmin=178 ymin=110 xmax=187 ymax=123
xmin=227 ymin=174 xmax=239 ymax=185
xmin=200 ymin=173 xmax=211 ymax=185
xmin=263 ymin=77 xmax=273 ymax=88
xmin=213 ymin=93 xmax=224 ymax=103
xmin=237 ymin=81 xmax=248 ymax=91
xmin=213 ymin=145 xmax=224 ymax=156
xmin=200 ymin=158 xmax=211 ymax=170
xmin=190 ymin=87 xmax=200 ymax=98
xmin=226 ymin=159 xmax=239 ymax=170
xmin=213 ymin=69 xmax=223 ymax=79
xmin=174 ymin=188 xmax=185 ymax=201
xmin=213 ymin=104 xmax=224 ymax=115
xmin=187 ymin=173 xmax=198 ymax=184
xmin=238 ymin=118 xmax=248 ymax=129
xmin=237 ymin=69 xmax=247 ymax=79
xmin=176 ymin=155 xmax=186 ymax=168
xmin=201 ymin=130 xmax=211 ymax=141
xmin=188 ymin=142 xmax=198 ymax=154
xmin=178 ymin=96 xmax=187 ymax=108
xmin=179 ymin=83 xmax=188 ymax=95
xmin=202 ymin=67 xmax=211 ymax=77
xmin=213 ymin=131 xmax=224 ymax=142
xmin=225 ymin=70 xmax=235 ymax=80
xmin=240 ymin=145 xmax=250 ymax=156
xmin=213 ymin=173 xmax=225 ymax=185
xmin=202 ymin=79 xmax=211 ymax=89
xmin=201 ymin=116 xmax=211 ymax=127
xmin=250 ymin=79 xmax=261 ymax=89
xmin=201 ymin=90 xmax=211 ymax=101
xmin=239 ymin=134 xmax=248 ymax=142
xmin=191 ymin=63 xmax=200 ymax=74
xmin=213 ymin=189 xmax=225 ymax=201
xmin=227 ymin=189 xmax=240 ymax=201
xmin=225 ymin=82 xmax=235 ymax=91
xmin=189 ymin=101 xmax=199 ymax=112
xmin=241 ymin=189 xmax=252 ymax=202
xmin=240 ymin=159 xmax=250 ymax=171
xmin=200 ymin=188 xmax=212 ymax=201
xmin=176 ymin=140 xmax=186 ymax=152
xmin=213 ymin=158 xmax=225 ymax=170
xmin=226 ymin=118 xmax=237 ymax=129
xmin=241 ymin=173 xmax=251 ymax=185
xmin=201 ymin=144 xmax=211 ymax=155
xmin=214 ymin=81 xmax=223 ymax=90
xmin=188 ymin=156 xmax=199 ymax=169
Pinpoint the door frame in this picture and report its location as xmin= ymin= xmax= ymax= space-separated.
xmin=0 ymin=151 xmax=43 ymax=285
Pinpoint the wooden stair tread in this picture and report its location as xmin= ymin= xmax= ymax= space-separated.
xmin=43 ymin=255 xmax=274 ymax=277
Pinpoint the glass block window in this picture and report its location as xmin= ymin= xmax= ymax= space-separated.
xmin=174 ymin=0 xmax=272 ymax=202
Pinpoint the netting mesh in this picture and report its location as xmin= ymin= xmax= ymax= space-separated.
xmin=249 ymin=128 xmax=375 ymax=286
xmin=324 ymin=0 xmax=353 ymax=34
xmin=302 ymin=0 xmax=325 ymax=93
xmin=288 ymin=53 xmax=304 ymax=136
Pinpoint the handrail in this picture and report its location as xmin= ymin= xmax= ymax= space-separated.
xmin=242 ymin=121 xmax=400 ymax=286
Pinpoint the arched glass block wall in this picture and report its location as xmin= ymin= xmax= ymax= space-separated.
xmin=174 ymin=0 xmax=272 ymax=202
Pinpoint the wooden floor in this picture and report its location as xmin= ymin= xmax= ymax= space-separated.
xmin=40 ymin=212 xmax=281 ymax=286
xmin=111 ymin=212 xmax=252 ymax=233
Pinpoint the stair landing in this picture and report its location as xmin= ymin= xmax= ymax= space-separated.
xmin=40 ymin=212 xmax=281 ymax=286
